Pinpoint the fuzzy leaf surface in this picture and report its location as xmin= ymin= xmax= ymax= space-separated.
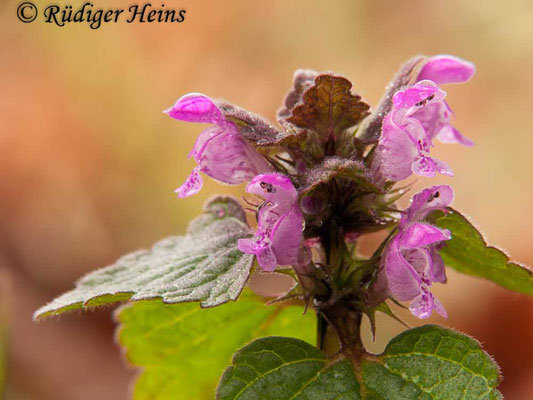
xmin=287 ymin=74 xmax=370 ymax=140
xmin=363 ymin=325 xmax=502 ymax=400
xmin=34 ymin=196 xmax=255 ymax=318
xmin=214 ymin=99 xmax=284 ymax=146
xmin=301 ymin=157 xmax=379 ymax=197
xmin=217 ymin=336 xmax=361 ymax=400
xmin=277 ymin=69 xmax=319 ymax=124
xmin=434 ymin=209 xmax=533 ymax=294
xmin=117 ymin=294 xmax=315 ymax=400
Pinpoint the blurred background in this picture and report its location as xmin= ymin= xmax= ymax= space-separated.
xmin=1 ymin=0 xmax=533 ymax=398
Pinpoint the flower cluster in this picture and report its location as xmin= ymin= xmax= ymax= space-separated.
xmin=165 ymin=54 xmax=475 ymax=320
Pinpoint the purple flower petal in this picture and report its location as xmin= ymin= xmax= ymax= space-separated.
xmin=238 ymin=173 xmax=305 ymax=271
xmin=175 ymin=167 xmax=203 ymax=198
xmin=164 ymin=93 xmax=223 ymax=124
xmin=381 ymin=186 xmax=453 ymax=319
xmin=402 ymin=248 xmax=433 ymax=276
xmin=436 ymin=125 xmax=474 ymax=147
xmin=245 ymin=174 xmax=298 ymax=207
xmin=166 ymin=94 xmax=273 ymax=196
xmin=402 ymin=185 xmax=454 ymax=226
xmin=257 ymin=246 xmax=278 ymax=272
xmin=377 ymin=115 xmax=419 ymax=181
xmin=413 ymin=102 xmax=474 ymax=147
xmin=237 ymin=238 xmax=255 ymax=254
xmin=378 ymin=85 xmax=455 ymax=181
xmin=430 ymin=246 xmax=447 ymax=284
xmin=409 ymin=289 xmax=447 ymax=319
xmin=384 ymin=237 xmax=422 ymax=301
xmin=412 ymin=156 xmax=453 ymax=178
xmin=192 ymin=125 xmax=271 ymax=184
xmin=270 ymin=206 xmax=304 ymax=267
xmin=432 ymin=158 xmax=454 ymax=176
xmin=375 ymin=56 xmax=474 ymax=182
xmin=390 ymin=82 xmax=446 ymax=131
xmin=399 ymin=223 xmax=451 ymax=249
xmin=432 ymin=294 xmax=448 ymax=318
xmin=411 ymin=101 xmax=450 ymax=141
xmin=417 ymin=55 xmax=475 ymax=85
xmin=412 ymin=157 xmax=437 ymax=178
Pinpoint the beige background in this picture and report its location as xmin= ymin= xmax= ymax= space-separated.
xmin=1 ymin=0 xmax=532 ymax=398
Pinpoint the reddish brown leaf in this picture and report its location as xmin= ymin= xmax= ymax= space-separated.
xmin=277 ymin=69 xmax=319 ymax=123
xmin=287 ymin=74 xmax=370 ymax=141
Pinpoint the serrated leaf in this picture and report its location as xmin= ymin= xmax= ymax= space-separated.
xmin=34 ymin=196 xmax=255 ymax=319
xmin=358 ymin=56 xmax=425 ymax=143
xmin=287 ymin=74 xmax=370 ymax=141
xmin=217 ymin=336 xmax=361 ymax=400
xmin=362 ymin=325 xmax=502 ymax=400
xmin=117 ymin=294 xmax=316 ymax=400
xmin=434 ymin=209 xmax=533 ymax=295
xmin=214 ymin=99 xmax=284 ymax=146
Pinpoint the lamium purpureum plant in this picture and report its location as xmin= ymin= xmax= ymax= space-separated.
xmin=35 ymin=55 xmax=533 ymax=400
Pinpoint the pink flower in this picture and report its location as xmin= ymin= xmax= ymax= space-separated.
xmin=382 ymin=185 xmax=453 ymax=318
xmin=165 ymin=94 xmax=273 ymax=197
xmin=417 ymin=55 xmax=476 ymax=85
xmin=237 ymin=174 xmax=305 ymax=271
xmin=377 ymin=55 xmax=475 ymax=181
xmin=414 ymin=55 xmax=476 ymax=147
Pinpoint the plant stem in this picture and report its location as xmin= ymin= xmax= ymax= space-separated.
xmin=316 ymin=312 xmax=328 ymax=351
xmin=323 ymin=305 xmax=364 ymax=362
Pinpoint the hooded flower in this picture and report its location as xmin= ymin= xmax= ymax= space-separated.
xmin=382 ymin=185 xmax=453 ymax=318
xmin=377 ymin=55 xmax=475 ymax=181
xmin=165 ymin=94 xmax=273 ymax=197
xmin=413 ymin=55 xmax=475 ymax=147
xmin=237 ymin=173 xmax=305 ymax=271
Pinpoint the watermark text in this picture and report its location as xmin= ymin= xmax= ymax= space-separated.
xmin=17 ymin=2 xmax=186 ymax=29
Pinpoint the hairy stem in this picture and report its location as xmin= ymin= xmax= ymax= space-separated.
xmin=315 ymin=218 xmax=365 ymax=363
xmin=323 ymin=305 xmax=364 ymax=362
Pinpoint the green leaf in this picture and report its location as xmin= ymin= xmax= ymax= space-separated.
xmin=217 ymin=336 xmax=361 ymax=400
xmin=117 ymin=294 xmax=316 ymax=400
xmin=287 ymin=74 xmax=370 ymax=141
xmin=362 ymin=325 xmax=502 ymax=400
xmin=34 ymin=196 xmax=255 ymax=319
xmin=434 ymin=208 xmax=533 ymax=295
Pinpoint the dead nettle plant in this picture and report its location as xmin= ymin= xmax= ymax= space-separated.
xmin=35 ymin=55 xmax=532 ymax=400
